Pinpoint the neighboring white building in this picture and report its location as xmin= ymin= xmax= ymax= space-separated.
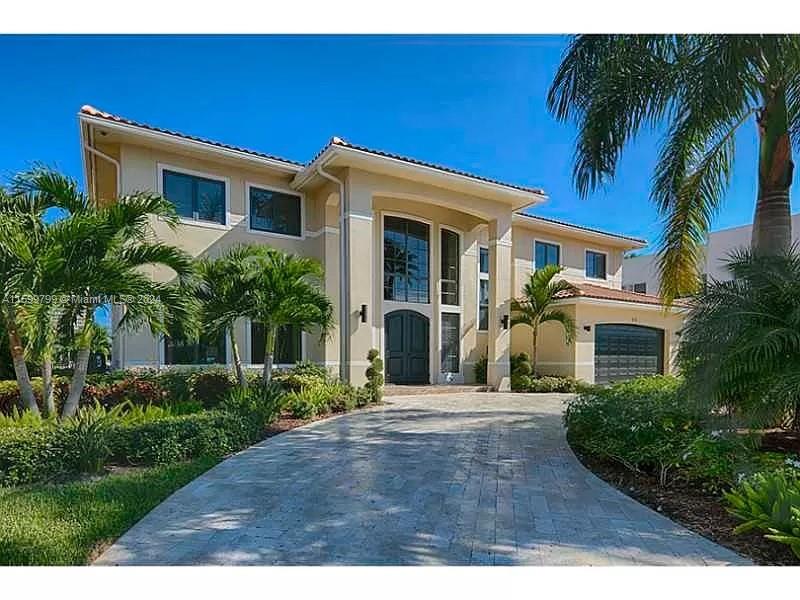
xmin=623 ymin=213 xmax=800 ymax=294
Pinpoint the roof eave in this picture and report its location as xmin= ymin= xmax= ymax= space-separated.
xmin=513 ymin=213 xmax=647 ymax=249
xmin=554 ymin=295 xmax=688 ymax=313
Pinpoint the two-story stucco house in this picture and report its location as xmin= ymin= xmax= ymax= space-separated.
xmin=78 ymin=105 xmax=686 ymax=389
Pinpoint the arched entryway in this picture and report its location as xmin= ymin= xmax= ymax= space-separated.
xmin=594 ymin=324 xmax=665 ymax=384
xmin=385 ymin=310 xmax=430 ymax=384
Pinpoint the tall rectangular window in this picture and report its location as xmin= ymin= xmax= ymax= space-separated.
xmin=164 ymin=334 xmax=226 ymax=365
xmin=250 ymin=322 xmax=302 ymax=365
xmin=441 ymin=313 xmax=460 ymax=373
xmin=249 ymin=186 xmax=302 ymax=237
xmin=478 ymin=246 xmax=489 ymax=331
xmin=586 ymin=250 xmax=607 ymax=279
xmin=162 ymin=169 xmax=226 ymax=225
xmin=535 ymin=241 xmax=560 ymax=268
xmin=440 ymin=229 xmax=460 ymax=306
xmin=384 ymin=216 xmax=430 ymax=304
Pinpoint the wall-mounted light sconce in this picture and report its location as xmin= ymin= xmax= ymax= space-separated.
xmin=501 ymin=314 xmax=509 ymax=330
xmin=359 ymin=304 xmax=368 ymax=324
xmin=583 ymin=325 xmax=592 ymax=332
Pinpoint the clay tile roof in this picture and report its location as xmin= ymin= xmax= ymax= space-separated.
xmin=553 ymin=282 xmax=690 ymax=308
xmin=311 ymin=136 xmax=546 ymax=196
xmin=79 ymin=105 xmax=304 ymax=167
xmin=514 ymin=212 xmax=647 ymax=245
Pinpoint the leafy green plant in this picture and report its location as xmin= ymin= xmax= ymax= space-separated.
xmin=61 ymin=403 xmax=121 ymax=474
xmin=187 ymin=368 xmax=236 ymax=408
xmin=365 ymin=349 xmax=384 ymax=403
xmin=725 ymin=470 xmax=800 ymax=558
xmin=474 ymin=355 xmax=487 ymax=385
xmin=220 ymin=384 xmax=285 ymax=430
xmin=527 ymin=376 xmax=583 ymax=394
xmin=284 ymin=384 xmax=334 ymax=420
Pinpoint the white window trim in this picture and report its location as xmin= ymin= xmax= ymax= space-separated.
xmin=157 ymin=163 xmax=231 ymax=230
xmin=585 ymin=247 xmax=610 ymax=281
xmin=439 ymin=225 xmax=463 ymax=311
xmin=244 ymin=318 xmax=306 ymax=369
xmin=533 ymin=237 xmax=563 ymax=270
xmin=477 ymin=244 xmax=490 ymax=332
xmin=245 ymin=181 xmax=306 ymax=241
xmin=381 ymin=211 xmax=433 ymax=307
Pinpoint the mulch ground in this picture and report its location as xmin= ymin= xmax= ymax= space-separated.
xmin=571 ymin=447 xmax=799 ymax=566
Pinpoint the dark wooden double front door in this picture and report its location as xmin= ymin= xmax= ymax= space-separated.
xmin=385 ymin=310 xmax=430 ymax=384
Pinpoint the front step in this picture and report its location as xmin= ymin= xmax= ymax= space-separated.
xmin=383 ymin=384 xmax=493 ymax=397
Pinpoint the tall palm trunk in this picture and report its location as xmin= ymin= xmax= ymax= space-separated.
xmin=752 ymin=86 xmax=794 ymax=254
xmin=62 ymin=308 xmax=93 ymax=419
xmin=261 ymin=325 xmax=276 ymax=389
xmin=4 ymin=307 xmax=39 ymax=415
xmin=531 ymin=325 xmax=539 ymax=377
xmin=229 ymin=327 xmax=247 ymax=388
xmin=41 ymin=356 xmax=55 ymax=417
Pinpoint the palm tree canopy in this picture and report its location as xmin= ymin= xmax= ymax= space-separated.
xmin=548 ymin=35 xmax=800 ymax=302
xmin=511 ymin=264 xmax=577 ymax=344
xmin=678 ymin=247 xmax=800 ymax=428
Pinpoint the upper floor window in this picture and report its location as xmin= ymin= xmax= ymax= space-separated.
xmin=164 ymin=333 xmax=226 ymax=365
xmin=384 ymin=216 xmax=430 ymax=304
xmin=441 ymin=228 xmax=460 ymax=306
xmin=586 ymin=250 xmax=607 ymax=280
xmin=535 ymin=241 xmax=560 ymax=269
xmin=250 ymin=322 xmax=302 ymax=365
xmin=162 ymin=169 xmax=226 ymax=225
xmin=479 ymin=247 xmax=489 ymax=274
xmin=249 ymin=185 xmax=302 ymax=237
xmin=623 ymin=282 xmax=647 ymax=294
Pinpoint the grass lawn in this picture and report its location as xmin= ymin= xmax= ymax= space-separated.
xmin=0 ymin=457 xmax=219 ymax=565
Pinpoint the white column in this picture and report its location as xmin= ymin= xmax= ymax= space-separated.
xmin=487 ymin=213 xmax=513 ymax=391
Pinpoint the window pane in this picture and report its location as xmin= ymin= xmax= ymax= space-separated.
xmin=383 ymin=216 xmax=429 ymax=303
xmin=250 ymin=322 xmax=301 ymax=364
xmin=162 ymin=171 xmax=194 ymax=219
xmin=249 ymin=187 xmax=302 ymax=236
xmin=478 ymin=279 xmax=489 ymax=331
xmin=164 ymin=334 xmax=226 ymax=365
xmin=633 ymin=282 xmax=646 ymax=294
xmin=441 ymin=313 xmax=460 ymax=373
xmin=479 ymin=247 xmax=489 ymax=274
xmin=441 ymin=229 xmax=459 ymax=305
xmin=196 ymin=178 xmax=226 ymax=224
xmin=587 ymin=251 xmax=606 ymax=279
xmin=535 ymin=241 xmax=560 ymax=268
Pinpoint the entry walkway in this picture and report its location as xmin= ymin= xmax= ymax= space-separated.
xmin=96 ymin=393 xmax=749 ymax=565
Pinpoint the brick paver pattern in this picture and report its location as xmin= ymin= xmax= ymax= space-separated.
xmin=96 ymin=393 xmax=750 ymax=565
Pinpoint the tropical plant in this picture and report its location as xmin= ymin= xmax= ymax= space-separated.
xmin=242 ymin=248 xmax=334 ymax=389
xmin=725 ymin=470 xmax=800 ymax=558
xmin=548 ymin=35 xmax=800 ymax=301
xmin=365 ymin=348 xmax=384 ymax=404
xmin=14 ymin=168 xmax=199 ymax=418
xmin=511 ymin=265 xmax=576 ymax=376
xmin=196 ymin=245 xmax=266 ymax=388
xmin=678 ymin=248 xmax=800 ymax=431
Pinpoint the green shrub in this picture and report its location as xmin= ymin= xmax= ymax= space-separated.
xmin=365 ymin=349 xmax=384 ymax=403
xmin=187 ymin=369 xmax=236 ymax=408
xmin=474 ymin=355 xmax=488 ymax=384
xmin=220 ymin=384 xmax=285 ymax=430
xmin=0 ymin=426 xmax=68 ymax=486
xmin=527 ymin=375 xmax=583 ymax=393
xmin=285 ymin=384 xmax=333 ymax=420
xmin=61 ymin=403 xmax=120 ymax=474
xmin=725 ymin=470 xmax=800 ymax=558
xmin=511 ymin=353 xmax=533 ymax=377
xmin=511 ymin=374 xmax=532 ymax=391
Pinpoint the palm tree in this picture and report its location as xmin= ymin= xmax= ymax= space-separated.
xmin=511 ymin=265 xmax=577 ymax=376
xmin=15 ymin=168 xmax=198 ymax=418
xmin=678 ymin=247 xmax=800 ymax=431
xmin=196 ymin=245 xmax=269 ymax=388
xmin=547 ymin=35 xmax=800 ymax=301
xmin=243 ymin=249 xmax=334 ymax=388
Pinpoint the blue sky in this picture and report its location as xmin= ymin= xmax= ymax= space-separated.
xmin=2 ymin=34 xmax=797 ymax=254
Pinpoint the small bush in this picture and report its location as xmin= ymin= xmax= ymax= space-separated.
xmin=527 ymin=376 xmax=583 ymax=393
xmin=187 ymin=369 xmax=236 ymax=408
xmin=220 ymin=384 xmax=285 ymax=431
xmin=511 ymin=374 xmax=532 ymax=391
xmin=474 ymin=355 xmax=488 ymax=384
xmin=725 ymin=470 xmax=800 ymax=558
xmin=0 ymin=426 xmax=68 ymax=486
xmin=365 ymin=349 xmax=384 ymax=403
xmin=285 ymin=385 xmax=332 ymax=420
xmin=61 ymin=403 xmax=120 ymax=474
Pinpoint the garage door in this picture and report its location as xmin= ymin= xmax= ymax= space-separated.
xmin=594 ymin=324 xmax=664 ymax=384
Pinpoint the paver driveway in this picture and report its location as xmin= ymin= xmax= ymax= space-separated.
xmin=96 ymin=393 xmax=749 ymax=565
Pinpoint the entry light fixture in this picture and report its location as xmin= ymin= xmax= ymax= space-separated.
xmin=500 ymin=314 xmax=509 ymax=330
xmin=359 ymin=304 xmax=368 ymax=324
xmin=583 ymin=325 xmax=592 ymax=332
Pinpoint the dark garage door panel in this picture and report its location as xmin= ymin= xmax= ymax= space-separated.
xmin=595 ymin=324 xmax=664 ymax=384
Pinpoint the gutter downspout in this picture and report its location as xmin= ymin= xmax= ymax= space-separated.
xmin=83 ymin=124 xmax=122 ymax=199
xmin=316 ymin=165 xmax=349 ymax=383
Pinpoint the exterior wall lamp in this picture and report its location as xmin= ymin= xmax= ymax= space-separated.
xmin=583 ymin=325 xmax=592 ymax=332
xmin=359 ymin=304 xmax=368 ymax=324
xmin=501 ymin=314 xmax=509 ymax=330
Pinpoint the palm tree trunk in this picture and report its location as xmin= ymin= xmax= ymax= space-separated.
xmin=261 ymin=325 xmax=276 ymax=389
xmin=3 ymin=307 xmax=39 ymax=415
xmin=752 ymin=87 xmax=794 ymax=254
xmin=531 ymin=327 xmax=538 ymax=378
xmin=41 ymin=356 xmax=55 ymax=417
xmin=229 ymin=327 xmax=247 ymax=388
xmin=62 ymin=309 xmax=94 ymax=419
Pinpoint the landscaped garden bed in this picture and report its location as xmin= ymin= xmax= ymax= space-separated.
xmin=564 ymin=376 xmax=800 ymax=565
